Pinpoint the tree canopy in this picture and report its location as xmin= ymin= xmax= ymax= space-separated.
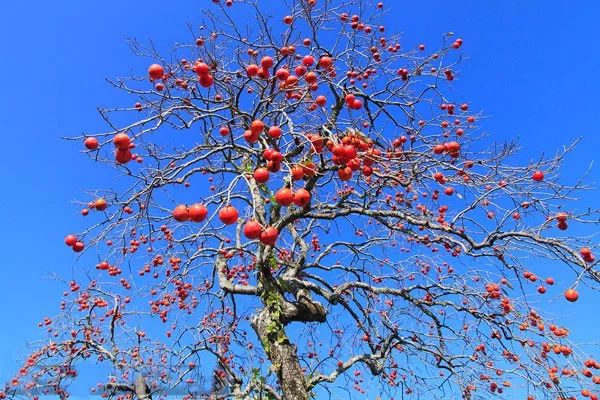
xmin=4 ymin=1 xmax=600 ymax=400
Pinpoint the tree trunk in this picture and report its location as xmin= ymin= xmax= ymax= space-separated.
xmin=251 ymin=304 xmax=309 ymax=400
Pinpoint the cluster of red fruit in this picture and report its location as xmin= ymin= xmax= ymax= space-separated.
xmin=244 ymin=54 xmax=333 ymax=106
xmin=582 ymin=358 xmax=600 ymax=381
xmin=243 ymin=221 xmax=279 ymax=246
xmin=440 ymin=102 xmax=469 ymax=115
xmin=243 ymin=119 xmax=267 ymax=143
xmin=171 ymin=202 xmax=280 ymax=246
xmin=64 ymin=234 xmax=84 ymax=253
xmin=172 ymin=204 xmax=209 ymax=223
xmin=211 ymin=0 xmax=234 ymax=6
xmin=555 ymin=212 xmax=568 ymax=230
xmin=95 ymin=261 xmax=122 ymax=277
xmin=191 ymin=61 xmax=214 ymax=88
xmin=344 ymin=93 xmax=363 ymax=110
xmin=148 ymin=63 xmax=167 ymax=91
xmin=581 ymin=247 xmax=595 ymax=263
xmin=82 ymin=132 xmax=139 ymax=165
xmin=248 ymin=130 xmax=379 ymax=200
xmin=261 ymin=147 xmax=285 ymax=172
xmin=451 ymin=38 xmax=464 ymax=49
xmin=149 ymin=61 xmax=214 ymax=92
xmin=113 ymin=133 xmax=135 ymax=164
xmin=274 ymin=188 xmax=311 ymax=207
xmin=331 ymin=132 xmax=381 ymax=180
xmin=432 ymin=141 xmax=461 ymax=158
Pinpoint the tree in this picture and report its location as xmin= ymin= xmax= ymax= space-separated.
xmin=4 ymin=1 xmax=600 ymax=400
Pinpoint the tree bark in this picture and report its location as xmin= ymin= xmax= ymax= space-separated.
xmin=251 ymin=305 xmax=309 ymax=400
xmin=249 ymin=251 xmax=327 ymax=400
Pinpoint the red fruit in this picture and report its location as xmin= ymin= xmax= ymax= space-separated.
xmin=319 ymin=56 xmax=333 ymax=69
xmin=259 ymin=226 xmax=279 ymax=246
xmin=268 ymin=126 xmax=282 ymax=139
xmin=291 ymin=166 xmax=304 ymax=180
xmin=72 ymin=241 xmax=85 ymax=252
xmin=276 ymin=68 xmax=290 ymax=81
xmin=302 ymin=162 xmax=316 ymax=177
xmin=564 ymin=289 xmax=579 ymax=302
xmin=433 ymin=172 xmax=445 ymax=183
xmin=351 ymin=99 xmax=363 ymax=110
xmin=532 ymin=170 xmax=544 ymax=182
xmin=303 ymin=55 xmax=315 ymax=66
xmin=251 ymin=120 xmax=265 ymax=135
xmin=283 ymin=15 xmax=293 ymax=24
xmin=199 ymin=74 xmax=214 ymax=87
xmin=271 ymin=152 xmax=284 ymax=165
xmin=580 ymin=247 xmax=595 ymax=262
xmin=243 ymin=220 xmax=263 ymax=240
xmin=84 ymin=137 xmax=99 ymax=150
xmin=267 ymin=160 xmax=281 ymax=172
xmin=545 ymin=277 xmax=555 ymax=285
xmin=188 ymin=204 xmax=208 ymax=222
xmin=275 ymin=188 xmax=294 ymax=206
xmin=148 ymin=63 xmax=164 ymax=81
xmin=295 ymin=65 xmax=307 ymax=77
xmin=557 ymin=221 xmax=568 ymax=230
xmin=115 ymin=149 xmax=132 ymax=164
xmin=64 ymin=235 xmax=77 ymax=247
xmin=347 ymin=158 xmax=361 ymax=171
xmin=444 ymin=187 xmax=455 ymax=196
xmin=433 ymin=144 xmax=445 ymax=154
xmin=244 ymin=129 xmax=260 ymax=144
xmin=293 ymin=188 xmax=311 ymax=207
xmin=285 ymin=75 xmax=299 ymax=88
xmin=194 ymin=62 xmax=210 ymax=76
xmin=113 ymin=133 xmax=131 ymax=150
xmin=246 ymin=64 xmax=259 ymax=76
xmin=257 ymin=67 xmax=270 ymax=79
xmin=172 ymin=205 xmax=190 ymax=222
xmin=338 ymin=166 xmax=353 ymax=181
xmin=219 ymin=126 xmax=230 ymax=136
xmin=94 ymin=198 xmax=108 ymax=211
xmin=556 ymin=212 xmax=568 ymax=222
xmin=260 ymin=56 xmax=274 ymax=69
xmin=315 ymin=95 xmax=327 ymax=106
xmin=343 ymin=145 xmax=357 ymax=160
xmin=218 ymin=206 xmax=239 ymax=225
xmin=537 ymin=286 xmax=546 ymax=294
xmin=445 ymin=141 xmax=460 ymax=153
xmin=304 ymin=71 xmax=318 ymax=84
xmin=262 ymin=148 xmax=275 ymax=160
xmin=332 ymin=144 xmax=344 ymax=157
xmin=254 ymin=167 xmax=270 ymax=183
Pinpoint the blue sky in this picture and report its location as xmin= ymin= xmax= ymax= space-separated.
xmin=1 ymin=0 xmax=599 ymax=396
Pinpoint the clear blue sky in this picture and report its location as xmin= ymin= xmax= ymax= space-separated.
xmin=1 ymin=0 xmax=599 ymax=396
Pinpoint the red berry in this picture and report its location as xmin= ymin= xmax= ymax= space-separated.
xmin=172 ymin=205 xmax=190 ymax=222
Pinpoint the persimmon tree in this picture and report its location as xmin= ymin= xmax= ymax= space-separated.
xmin=5 ymin=1 xmax=600 ymax=400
